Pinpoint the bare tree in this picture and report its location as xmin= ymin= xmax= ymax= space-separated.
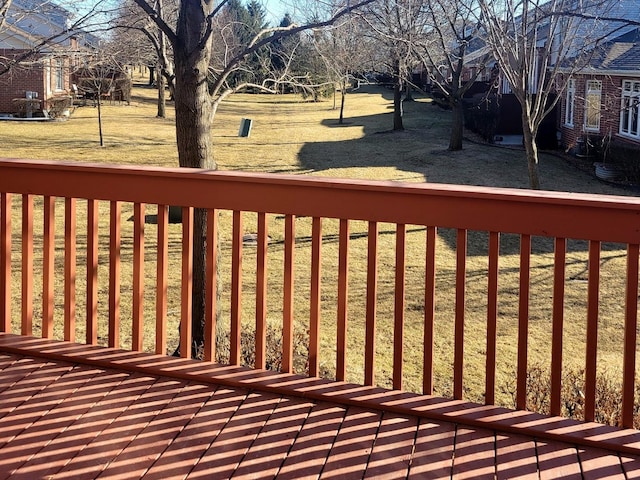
xmin=313 ymin=8 xmax=375 ymax=123
xmin=360 ymin=0 xmax=427 ymax=131
xmin=478 ymin=0 xmax=623 ymax=188
xmin=131 ymin=0 xmax=376 ymax=357
xmin=413 ymin=0 xmax=490 ymax=150
xmin=111 ymin=0 xmax=178 ymax=117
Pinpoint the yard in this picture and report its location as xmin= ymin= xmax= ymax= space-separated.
xmin=1 ymin=81 xmax=637 ymax=410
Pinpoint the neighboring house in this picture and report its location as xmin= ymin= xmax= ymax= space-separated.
xmin=0 ymin=0 xmax=98 ymax=117
xmin=559 ymin=28 xmax=640 ymax=154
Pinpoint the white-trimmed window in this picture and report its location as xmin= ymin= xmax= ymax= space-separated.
xmin=585 ymin=80 xmax=602 ymax=131
xmin=565 ymin=78 xmax=575 ymax=127
xmin=620 ymin=80 xmax=640 ymax=139
xmin=55 ymin=59 xmax=64 ymax=91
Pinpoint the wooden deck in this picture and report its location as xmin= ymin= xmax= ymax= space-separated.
xmin=1 ymin=351 xmax=639 ymax=480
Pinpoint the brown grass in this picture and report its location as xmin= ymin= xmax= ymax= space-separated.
xmin=1 ymin=81 xmax=638 ymax=408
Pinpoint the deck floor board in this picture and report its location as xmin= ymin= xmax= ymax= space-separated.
xmin=0 ymin=353 xmax=636 ymax=479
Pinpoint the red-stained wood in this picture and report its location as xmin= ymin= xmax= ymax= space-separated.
xmin=623 ymin=243 xmax=639 ymax=428
xmin=578 ymin=447 xmax=626 ymax=479
xmin=86 ymin=200 xmax=98 ymax=345
xmin=142 ymin=387 xmax=246 ymax=480
xmin=276 ymin=403 xmax=345 ymax=479
xmin=230 ymin=211 xmax=243 ymax=365
xmin=454 ymin=228 xmax=467 ymax=400
xmin=233 ymin=397 xmax=313 ymax=479
xmin=309 ymin=217 xmax=322 ymax=377
xmin=364 ymin=221 xmax=378 ymax=387
xmin=452 ymin=427 xmax=497 ymax=479
xmin=21 ymin=194 xmax=33 ymax=336
xmin=536 ymin=440 xmax=582 ymax=480
xmin=42 ymin=196 xmax=55 ymax=339
xmin=322 ymin=407 xmax=381 ymax=478
xmin=283 ymin=214 xmax=295 ymax=373
xmin=132 ymin=203 xmax=145 ymax=351
xmin=181 ymin=207 xmax=194 ymax=359
xmin=0 ymin=352 xmax=635 ymax=478
xmin=365 ymin=412 xmax=416 ymax=478
xmin=109 ymin=201 xmax=121 ymax=348
xmin=550 ymin=237 xmax=566 ymax=416
xmin=188 ymin=392 xmax=280 ymax=479
xmin=423 ymin=226 xmax=436 ymax=395
xmin=0 ymin=193 xmax=10 ymax=332
xmin=409 ymin=420 xmax=455 ymax=478
xmin=255 ymin=212 xmax=268 ymax=369
xmin=517 ymin=234 xmax=531 ymax=411
xmin=64 ymin=198 xmax=77 ymax=343
xmin=393 ymin=224 xmax=406 ymax=391
xmin=485 ymin=231 xmax=499 ymax=405
xmin=496 ymin=434 xmax=538 ymax=479
xmin=156 ymin=205 xmax=168 ymax=355
xmin=585 ymin=240 xmax=601 ymax=422
xmin=204 ymin=208 xmax=218 ymax=363
xmin=336 ymin=218 xmax=349 ymax=382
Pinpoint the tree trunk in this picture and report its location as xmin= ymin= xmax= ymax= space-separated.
xmin=522 ymin=118 xmax=541 ymax=189
xmin=157 ymin=66 xmax=166 ymax=118
xmin=448 ymin=100 xmax=463 ymax=151
xmin=338 ymin=79 xmax=346 ymax=124
xmin=173 ymin=0 xmax=216 ymax=356
xmin=393 ymin=80 xmax=404 ymax=131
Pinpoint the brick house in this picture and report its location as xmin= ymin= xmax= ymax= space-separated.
xmin=558 ymin=28 xmax=640 ymax=155
xmin=0 ymin=0 xmax=98 ymax=117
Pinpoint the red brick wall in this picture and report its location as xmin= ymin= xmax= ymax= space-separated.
xmin=0 ymin=50 xmax=45 ymax=115
xmin=558 ymin=74 xmax=640 ymax=151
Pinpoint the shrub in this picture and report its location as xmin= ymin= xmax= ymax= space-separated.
xmin=502 ymin=363 xmax=639 ymax=428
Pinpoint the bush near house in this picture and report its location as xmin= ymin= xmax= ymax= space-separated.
xmin=598 ymin=138 xmax=640 ymax=184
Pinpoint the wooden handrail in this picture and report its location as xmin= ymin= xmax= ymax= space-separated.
xmin=2 ymin=158 xmax=640 ymax=431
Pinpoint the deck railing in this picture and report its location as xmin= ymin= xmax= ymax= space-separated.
xmin=2 ymin=158 xmax=640 ymax=429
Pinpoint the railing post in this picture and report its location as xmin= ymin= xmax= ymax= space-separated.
xmin=64 ymin=198 xmax=77 ymax=343
xmin=0 ymin=193 xmax=10 ymax=333
xmin=21 ymin=194 xmax=33 ymax=336
xmin=42 ymin=196 xmax=55 ymax=338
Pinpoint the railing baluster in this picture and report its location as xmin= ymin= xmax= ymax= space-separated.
xmin=86 ymin=199 xmax=98 ymax=345
xmin=364 ymin=221 xmax=378 ymax=386
xmin=132 ymin=203 xmax=145 ymax=351
xmin=230 ymin=210 xmax=243 ymax=365
xmin=180 ymin=207 xmax=193 ymax=359
xmin=584 ymin=240 xmax=601 ymax=422
xmin=336 ymin=218 xmax=349 ymax=381
xmin=309 ymin=217 xmax=322 ymax=377
xmin=485 ymin=231 xmax=500 ymax=405
xmin=155 ymin=204 xmax=168 ymax=355
xmin=393 ymin=223 xmax=406 ymax=391
xmin=283 ymin=214 xmax=295 ymax=373
xmin=42 ymin=196 xmax=55 ymax=338
xmin=424 ymin=226 xmax=436 ymax=395
xmin=22 ymin=194 xmax=33 ymax=336
xmin=109 ymin=200 xmax=121 ymax=348
xmin=204 ymin=208 xmax=218 ymax=363
xmin=255 ymin=212 xmax=268 ymax=369
xmin=517 ymin=234 xmax=531 ymax=410
xmin=623 ymin=243 xmax=639 ymax=428
xmin=1 ymin=193 xmax=11 ymax=332
xmin=64 ymin=198 xmax=76 ymax=343
xmin=454 ymin=228 xmax=467 ymax=400
xmin=550 ymin=237 xmax=567 ymax=416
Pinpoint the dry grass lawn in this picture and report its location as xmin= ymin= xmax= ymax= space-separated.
xmin=1 ymin=81 xmax=637 ymax=408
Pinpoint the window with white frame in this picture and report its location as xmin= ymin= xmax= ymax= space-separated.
xmin=55 ymin=59 xmax=64 ymax=91
xmin=585 ymin=80 xmax=602 ymax=131
xmin=565 ymin=79 xmax=575 ymax=127
xmin=620 ymin=80 xmax=640 ymax=139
